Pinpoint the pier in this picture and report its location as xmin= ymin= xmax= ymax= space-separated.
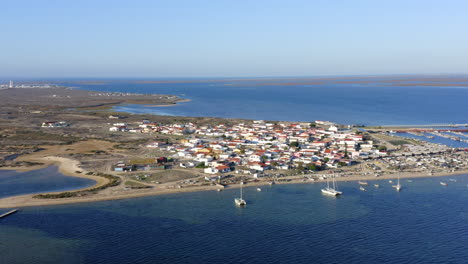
xmin=0 ymin=209 xmax=18 ymax=219
xmin=381 ymin=124 xmax=468 ymax=128
xmin=394 ymin=129 xmax=468 ymax=133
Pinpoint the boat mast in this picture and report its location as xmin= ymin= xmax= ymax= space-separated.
xmin=332 ymin=174 xmax=335 ymax=189
xmin=240 ymin=182 xmax=243 ymax=199
xmin=333 ymin=174 xmax=338 ymax=191
xmin=397 ymin=170 xmax=400 ymax=186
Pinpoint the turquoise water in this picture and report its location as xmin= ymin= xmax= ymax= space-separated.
xmin=56 ymin=80 xmax=468 ymax=126
xmin=0 ymin=166 xmax=96 ymax=198
xmin=1 ymin=175 xmax=467 ymax=263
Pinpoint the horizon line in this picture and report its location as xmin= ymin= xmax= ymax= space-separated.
xmin=1 ymin=72 xmax=468 ymax=81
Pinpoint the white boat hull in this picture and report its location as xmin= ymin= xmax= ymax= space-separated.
xmin=321 ymin=188 xmax=342 ymax=196
xmin=235 ymin=198 xmax=246 ymax=206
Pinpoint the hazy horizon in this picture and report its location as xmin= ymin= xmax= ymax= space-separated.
xmin=3 ymin=73 xmax=468 ymax=81
xmin=3 ymin=0 xmax=468 ymax=78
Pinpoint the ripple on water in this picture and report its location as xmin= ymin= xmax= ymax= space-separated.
xmin=1 ymin=175 xmax=467 ymax=264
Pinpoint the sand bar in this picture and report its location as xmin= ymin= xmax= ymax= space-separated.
xmin=1 ymin=168 xmax=466 ymax=209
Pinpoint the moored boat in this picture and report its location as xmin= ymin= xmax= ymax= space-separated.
xmin=321 ymin=174 xmax=342 ymax=196
xmin=234 ymin=182 xmax=246 ymax=206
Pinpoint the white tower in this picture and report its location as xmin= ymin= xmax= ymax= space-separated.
xmin=9 ymin=80 xmax=13 ymax=88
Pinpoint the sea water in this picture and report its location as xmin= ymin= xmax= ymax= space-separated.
xmin=1 ymin=175 xmax=467 ymax=264
xmin=56 ymin=80 xmax=468 ymax=126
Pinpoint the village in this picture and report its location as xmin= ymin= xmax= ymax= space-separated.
xmin=106 ymin=119 xmax=388 ymax=182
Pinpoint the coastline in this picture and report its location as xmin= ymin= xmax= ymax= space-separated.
xmin=142 ymin=98 xmax=191 ymax=107
xmin=0 ymin=156 xmax=109 ymax=193
xmin=1 ymin=167 xmax=466 ymax=209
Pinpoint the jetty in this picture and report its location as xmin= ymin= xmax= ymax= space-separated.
xmin=0 ymin=209 xmax=18 ymax=219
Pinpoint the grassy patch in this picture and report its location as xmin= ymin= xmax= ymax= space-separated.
xmin=389 ymin=140 xmax=412 ymax=145
xmin=124 ymin=180 xmax=151 ymax=189
xmin=142 ymin=170 xmax=198 ymax=183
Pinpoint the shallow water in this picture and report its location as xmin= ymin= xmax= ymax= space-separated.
xmin=0 ymin=166 xmax=96 ymax=198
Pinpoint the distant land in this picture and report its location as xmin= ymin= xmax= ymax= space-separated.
xmin=8 ymin=74 xmax=467 ymax=87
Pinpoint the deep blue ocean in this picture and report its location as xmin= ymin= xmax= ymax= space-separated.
xmin=1 ymin=172 xmax=467 ymax=264
xmin=56 ymin=80 xmax=468 ymax=126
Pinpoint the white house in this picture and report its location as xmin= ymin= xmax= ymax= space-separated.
xmin=204 ymin=168 xmax=218 ymax=174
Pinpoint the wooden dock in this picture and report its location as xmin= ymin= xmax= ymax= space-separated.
xmin=0 ymin=209 xmax=18 ymax=219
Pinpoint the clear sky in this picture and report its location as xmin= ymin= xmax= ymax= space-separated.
xmin=2 ymin=0 xmax=468 ymax=78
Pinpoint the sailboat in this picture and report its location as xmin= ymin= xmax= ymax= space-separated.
xmin=321 ymin=174 xmax=342 ymax=196
xmin=393 ymin=172 xmax=402 ymax=191
xmin=234 ymin=182 xmax=246 ymax=206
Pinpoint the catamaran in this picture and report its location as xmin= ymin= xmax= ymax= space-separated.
xmin=321 ymin=174 xmax=342 ymax=196
xmin=235 ymin=182 xmax=246 ymax=206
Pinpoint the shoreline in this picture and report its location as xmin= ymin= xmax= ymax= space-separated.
xmin=0 ymin=156 xmax=109 ymax=194
xmin=1 ymin=167 xmax=466 ymax=209
xmin=142 ymin=98 xmax=191 ymax=107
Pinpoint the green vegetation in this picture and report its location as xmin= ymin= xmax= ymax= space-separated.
xmin=378 ymin=145 xmax=387 ymax=151
xmin=196 ymin=162 xmax=208 ymax=168
xmin=289 ymin=141 xmax=299 ymax=148
xmin=389 ymin=140 xmax=411 ymax=146
xmin=125 ymin=180 xmax=152 ymax=189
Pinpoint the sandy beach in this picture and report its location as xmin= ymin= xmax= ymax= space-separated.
xmin=0 ymin=155 xmax=109 ymax=195
xmin=1 ymin=159 xmax=466 ymax=209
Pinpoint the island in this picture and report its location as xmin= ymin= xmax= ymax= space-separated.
xmin=0 ymin=86 xmax=467 ymax=208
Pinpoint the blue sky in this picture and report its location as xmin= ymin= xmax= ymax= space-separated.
xmin=2 ymin=0 xmax=468 ymax=78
